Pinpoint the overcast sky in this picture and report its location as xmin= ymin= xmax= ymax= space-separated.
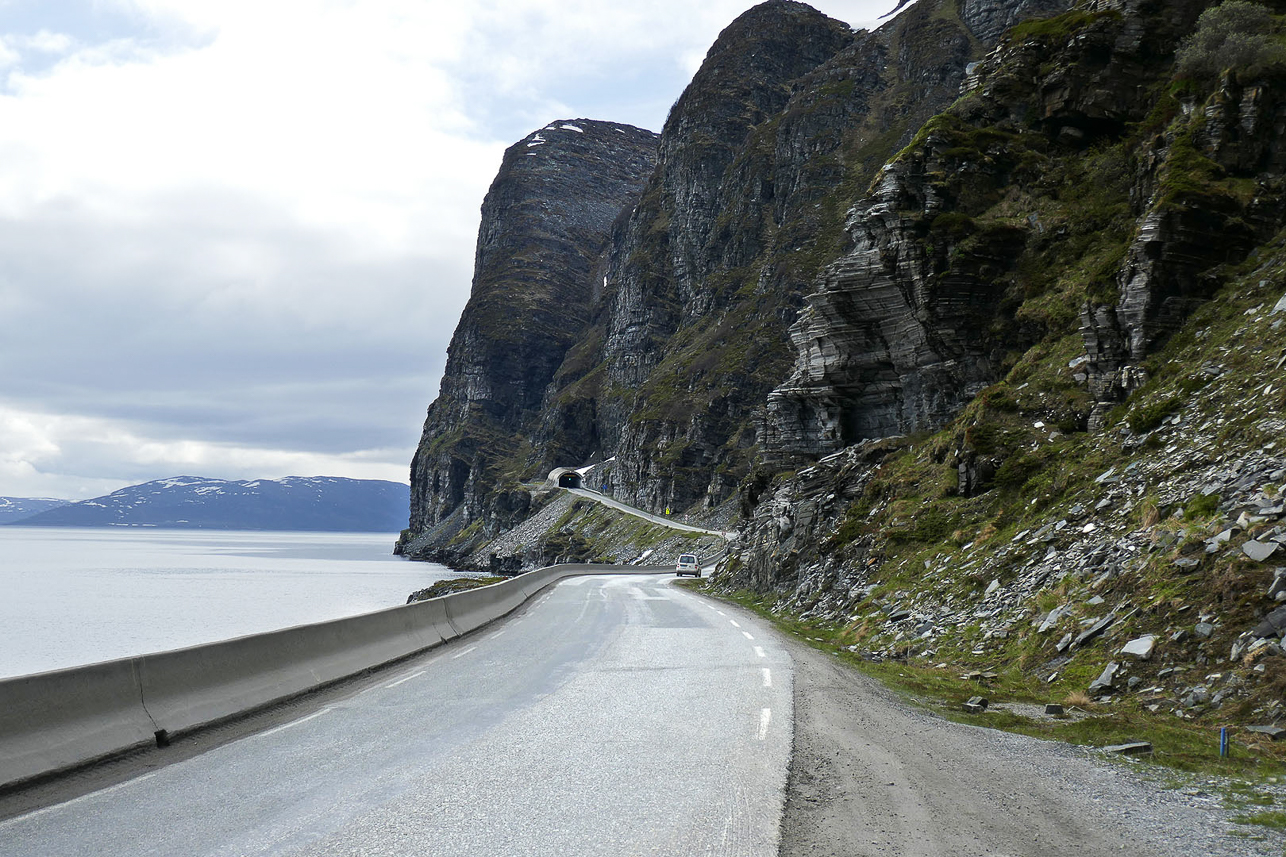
xmin=0 ymin=0 xmax=900 ymax=500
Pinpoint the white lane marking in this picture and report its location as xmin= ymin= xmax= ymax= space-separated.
xmin=728 ymin=619 xmax=741 ymax=628
xmin=757 ymin=708 xmax=772 ymax=741
xmin=385 ymin=670 xmax=425 ymax=688
xmin=742 ymin=631 xmax=754 ymax=641
xmin=451 ymin=646 xmax=478 ymax=660
xmin=715 ymin=610 xmax=726 ymax=616
xmin=488 ymin=629 xmax=506 ymax=640
xmin=754 ymin=646 xmax=766 ymax=658
xmin=762 ymin=668 xmax=772 ymax=688
xmin=0 ymin=771 xmax=160 ymax=828
xmin=257 ymin=707 xmax=333 ymax=739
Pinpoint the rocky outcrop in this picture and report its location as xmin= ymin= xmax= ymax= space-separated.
xmin=959 ymin=0 xmax=1073 ymax=42
xmin=762 ymin=149 xmax=1028 ymax=460
xmin=403 ymin=0 xmax=1085 ymax=566
xmin=767 ymin=0 xmax=1286 ymax=459
xmin=401 ymin=120 xmax=658 ymax=559
xmin=716 ymin=0 xmax=1286 ymax=731
xmin=557 ymin=0 xmax=1076 ymax=516
xmin=586 ymin=2 xmax=856 ymax=514
xmin=1083 ymin=69 xmax=1286 ymax=425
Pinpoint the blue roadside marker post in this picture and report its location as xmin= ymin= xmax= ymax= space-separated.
xmin=1219 ymin=727 xmax=1229 ymax=758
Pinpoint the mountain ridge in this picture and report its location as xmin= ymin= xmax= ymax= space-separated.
xmin=399 ymin=0 xmax=1286 ymax=734
xmin=0 ymin=497 xmax=70 ymax=525
xmin=15 ymin=476 xmax=409 ymax=532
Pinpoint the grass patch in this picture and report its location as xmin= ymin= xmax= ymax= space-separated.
xmin=1231 ymin=809 xmax=1286 ymax=829
xmin=406 ymin=576 xmax=506 ymax=602
xmin=692 ymin=584 xmax=1286 ymax=780
xmin=1008 ymin=9 xmax=1118 ymax=44
xmin=1185 ymin=492 xmax=1221 ymax=520
xmin=1127 ymin=395 xmax=1183 ymax=434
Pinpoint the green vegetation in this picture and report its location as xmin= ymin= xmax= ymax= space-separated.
xmin=1184 ymin=492 xmax=1221 ymax=520
xmin=1127 ymin=395 xmax=1183 ymax=434
xmin=1231 ymin=809 xmax=1286 ymax=830
xmin=690 ymin=584 xmax=1286 ymax=781
xmin=1174 ymin=1 xmax=1286 ymax=82
xmin=1008 ymin=9 xmax=1119 ymax=44
xmin=407 ymin=576 xmax=507 ymax=602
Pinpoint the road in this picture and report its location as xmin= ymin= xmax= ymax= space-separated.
xmin=0 ymin=574 xmax=791 ymax=856
xmin=566 ymin=487 xmax=735 ymax=539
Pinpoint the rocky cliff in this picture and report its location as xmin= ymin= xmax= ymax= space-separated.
xmin=400 ymin=0 xmax=1286 ymax=735
xmin=399 ymin=120 xmax=658 ymax=561
xmin=401 ymin=0 xmax=1075 ymax=567
xmin=540 ymin=0 xmax=1075 ymax=519
xmin=722 ymin=0 xmax=1286 ymax=728
xmin=764 ymin=0 xmax=1245 ymax=461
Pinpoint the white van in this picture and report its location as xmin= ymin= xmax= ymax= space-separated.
xmin=675 ymin=554 xmax=699 ymax=577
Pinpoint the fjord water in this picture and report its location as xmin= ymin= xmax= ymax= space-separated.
xmin=0 ymin=527 xmax=461 ymax=679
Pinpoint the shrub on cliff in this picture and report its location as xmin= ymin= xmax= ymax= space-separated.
xmin=1174 ymin=1 xmax=1286 ymax=82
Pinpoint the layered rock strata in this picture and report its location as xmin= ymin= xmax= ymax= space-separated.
xmin=556 ymin=0 xmax=1074 ymax=515
xmin=401 ymin=120 xmax=658 ymax=557
xmin=767 ymin=0 xmax=1286 ymax=458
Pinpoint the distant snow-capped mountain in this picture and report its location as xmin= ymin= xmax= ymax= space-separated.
xmin=0 ymin=496 xmax=71 ymax=525
xmin=12 ymin=476 xmax=409 ymax=532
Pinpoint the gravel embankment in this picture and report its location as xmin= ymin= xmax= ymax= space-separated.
xmin=780 ymin=634 xmax=1281 ymax=857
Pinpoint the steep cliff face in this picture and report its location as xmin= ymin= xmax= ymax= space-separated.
xmin=720 ymin=0 xmax=1286 ymax=727
xmin=539 ymin=0 xmax=1074 ymax=519
xmin=402 ymin=0 xmax=1079 ymax=565
xmin=590 ymin=1 xmax=855 ymax=514
xmin=401 ymin=120 xmax=658 ymax=558
xmin=765 ymin=0 xmax=1286 ymax=462
xmin=399 ymin=0 xmax=1286 ymax=737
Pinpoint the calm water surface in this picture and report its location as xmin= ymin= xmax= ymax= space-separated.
xmin=0 ymin=527 xmax=464 ymax=679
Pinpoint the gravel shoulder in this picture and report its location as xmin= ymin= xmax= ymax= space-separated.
xmin=778 ymin=634 xmax=1279 ymax=857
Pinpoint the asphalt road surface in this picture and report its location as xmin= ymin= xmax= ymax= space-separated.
xmin=0 ymin=574 xmax=792 ymax=856
xmin=566 ymin=487 xmax=734 ymax=538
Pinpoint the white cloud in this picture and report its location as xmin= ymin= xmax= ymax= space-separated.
xmin=0 ymin=0 xmax=901 ymax=501
xmin=0 ymin=404 xmax=410 ymax=499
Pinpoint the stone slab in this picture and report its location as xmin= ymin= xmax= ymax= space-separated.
xmin=1103 ymin=742 xmax=1153 ymax=755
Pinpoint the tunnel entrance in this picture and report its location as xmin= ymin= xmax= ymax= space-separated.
xmin=558 ymin=471 xmax=582 ymax=489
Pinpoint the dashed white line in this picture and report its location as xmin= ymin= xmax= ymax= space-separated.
xmin=385 ymin=670 xmax=425 ymax=688
xmin=715 ymin=610 xmax=726 ymax=616
xmin=762 ymin=668 xmax=772 ymax=688
xmin=757 ymin=708 xmax=772 ymax=741
xmin=451 ymin=646 xmax=478 ymax=660
xmin=728 ymin=619 xmax=741 ymax=628
xmin=754 ymin=646 xmax=766 ymax=658
xmin=257 ymin=707 xmax=332 ymax=739
xmin=742 ymin=631 xmax=754 ymax=641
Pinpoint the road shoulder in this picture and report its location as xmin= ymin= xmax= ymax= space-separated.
xmin=778 ymin=635 xmax=1278 ymax=857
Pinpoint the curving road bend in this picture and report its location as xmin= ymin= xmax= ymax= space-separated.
xmin=0 ymin=574 xmax=791 ymax=857
xmin=566 ymin=487 xmax=735 ymax=539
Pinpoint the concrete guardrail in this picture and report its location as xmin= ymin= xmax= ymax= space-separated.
xmin=0 ymin=563 xmax=667 ymax=790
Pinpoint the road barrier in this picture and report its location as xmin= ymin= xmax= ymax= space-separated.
xmin=0 ymin=564 xmax=663 ymax=790
xmin=0 ymin=659 xmax=157 ymax=790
